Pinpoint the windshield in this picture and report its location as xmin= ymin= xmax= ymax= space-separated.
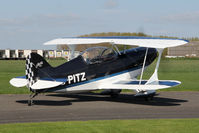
xmin=81 ymin=47 xmax=117 ymax=64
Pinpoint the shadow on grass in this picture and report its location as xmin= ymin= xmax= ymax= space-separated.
xmin=16 ymin=92 xmax=188 ymax=106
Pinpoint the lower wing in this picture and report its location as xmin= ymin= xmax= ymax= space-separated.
xmin=99 ymin=80 xmax=181 ymax=91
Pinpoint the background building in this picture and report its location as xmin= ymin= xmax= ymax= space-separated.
xmin=167 ymin=41 xmax=199 ymax=58
xmin=0 ymin=49 xmax=80 ymax=60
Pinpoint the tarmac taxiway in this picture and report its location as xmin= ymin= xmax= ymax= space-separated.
xmin=0 ymin=91 xmax=199 ymax=124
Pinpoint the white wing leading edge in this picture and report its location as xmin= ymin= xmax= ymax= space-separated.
xmin=44 ymin=36 xmax=188 ymax=49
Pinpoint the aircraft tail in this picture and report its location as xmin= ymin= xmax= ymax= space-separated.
xmin=26 ymin=53 xmax=52 ymax=88
xmin=10 ymin=53 xmax=65 ymax=91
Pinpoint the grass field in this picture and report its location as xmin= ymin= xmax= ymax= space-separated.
xmin=0 ymin=58 xmax=199 ymax=94
xmin=0 ymin=119 xmax=199 ymax=133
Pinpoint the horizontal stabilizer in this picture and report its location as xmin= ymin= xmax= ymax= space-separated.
xmin=10 ymin=76 xmax=66 ymax=89
xmin=9 ymin=76 xmax=27 ymax=87
xmin=31 ymin=80 xmax=65 ymax=90
xmin=100 ymin=80 xmax=181 ymax=91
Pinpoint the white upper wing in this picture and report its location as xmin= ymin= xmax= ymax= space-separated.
xmin=44 ymin=36 xmax=189 ymax=48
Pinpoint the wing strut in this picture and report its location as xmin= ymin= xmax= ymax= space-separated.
xmin=111 ymin=43 xmax=121 ymax=55
xmin=68 ymin=45 xmax=76 ymax=60
xmin=146 ymin=48 xmax=163 ymax=85
xmin=139 ymin=48 xmax=149 ymax=85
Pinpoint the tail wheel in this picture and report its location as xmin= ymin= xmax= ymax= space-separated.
xmin=28 ymin=92 xmax=38 ymax=106
xmin=28 ymin=99 xmax=33 ymax=106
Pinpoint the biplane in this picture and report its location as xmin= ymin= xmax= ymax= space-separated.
xmin=10 ymin=36 xmax=188 ymax=106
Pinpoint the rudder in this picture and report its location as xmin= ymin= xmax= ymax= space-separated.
xmin=25 ymin=53 xmax=51 ymax=88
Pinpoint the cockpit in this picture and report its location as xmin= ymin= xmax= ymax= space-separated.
xmin=81 ymin=47 xmax=117 ymax=64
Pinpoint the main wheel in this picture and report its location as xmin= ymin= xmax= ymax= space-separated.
xmin=28 ymin=99 xmax=33 ymax=106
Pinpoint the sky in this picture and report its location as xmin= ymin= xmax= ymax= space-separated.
xmin=0 ymin=0 xmax=199 ymax=49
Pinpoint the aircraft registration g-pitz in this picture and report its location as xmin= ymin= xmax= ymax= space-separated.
xmin=10 ymin=36 xmax=188 ymax=106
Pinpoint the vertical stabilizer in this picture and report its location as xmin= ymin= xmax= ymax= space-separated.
xmin=25 ymin=53 xmax=51 ymax=88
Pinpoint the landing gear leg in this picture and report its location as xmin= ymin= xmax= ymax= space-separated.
xmin=28 ymin=93 xmax=38 ymax=106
